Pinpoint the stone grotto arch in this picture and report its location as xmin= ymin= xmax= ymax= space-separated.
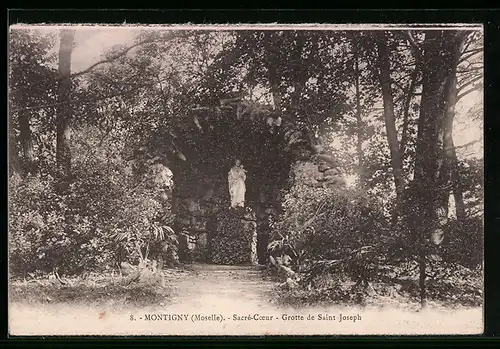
xmin=147 ymin=99 xmax=346 ymax=265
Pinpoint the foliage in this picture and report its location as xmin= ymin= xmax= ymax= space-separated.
xmin=266 ymin=162 xmax=390 ymax=303
xmin=8 ymin=27 xmax=484 ymax=312
xmin=440 ymin=217 xmax=483 ymax=268
xmin=207 ymin=207 xmax=255 ymax=265
xmin=271 ymin=260 xmax=482 ymax=308
xmin=272 ymin=164 xmax=388 ymax=264
xmin=9 ymin=173 xmax=111 ymax=275
xmin=8 ymin=29 xmax=59 ymax=175
xmin=9 ymin=272 xmax=171 ymax=307
xmin=9 ymin=125 xmax=177 ymax=276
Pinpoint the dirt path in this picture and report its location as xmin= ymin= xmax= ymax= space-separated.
xmin=165 ymin=264 xmax=276 ymax=310
xmin=9 ymin=264 xmax=483 ymax=336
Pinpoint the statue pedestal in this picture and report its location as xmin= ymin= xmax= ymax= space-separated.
xmin=207 ymin=207 xmax=258 ymax=265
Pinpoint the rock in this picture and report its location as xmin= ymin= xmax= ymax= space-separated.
xmin=186 ymin=198 xmax=200 ymax=213
xmin=317 ymin=153 xmax=339 ymax=166
xmin=286 ymin=277 xmax=299 ymax=290
xmin=177 ymin=216 xmax=191 ymax=226
xmin=120 ymin=262 xmax=135 ymax=276
xmin=150 ymin=164 xmax=174 ymax=188
xmin=242 ymin=220 xmax=257 ymax=231
xmin=313 ymin=172 xmax=324 ymax=181
xmin=256 ymin=208 xmax=268 ymax=220
xmin=323 ymin=168 xmax=339 ymax=176
xmin=202 ymin=188 xmax=215 ymax=200
xmin=192 ymin=204 xmax=212 ymax=218
xmin=432 ymin=229 xmax=444 ymax=245
xmin=311 ymin=181 xmax=325 ymax=188
xmin=264 ymin=207 xmax=277 ymax=215
xmin=282 ymin=265 xmax=296 ymax=278
xmin=296 ymin=151 xmax=314 ymax=161
xmin=269 ymin=255 xmax=278 ymax=267
xmin=311 ymin=143 xmax=323 ymax=154
xmin=324 ymin=175 xmax=346 ymax=185
xmin=281 ymin=254 xmax=292 ymax=266
xmin=318 ymin=163 xmax=332 ymax=172
xmin=242 ymin=210 xmax=257 ymax=221
xmin=191 ymin=218 xmax=208 ymax=232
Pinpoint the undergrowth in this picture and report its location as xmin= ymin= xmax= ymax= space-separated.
xmin=9 ymin=273 xmax=171 ymax=308
xmin=269 ymin=261 xmax=483 ymax=310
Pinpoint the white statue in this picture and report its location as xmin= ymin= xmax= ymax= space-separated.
xmin=228 ymin=159 xmax=247 ymax=208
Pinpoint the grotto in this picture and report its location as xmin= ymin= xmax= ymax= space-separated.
xmin=146 ymin=98 xmax=346 ymax=266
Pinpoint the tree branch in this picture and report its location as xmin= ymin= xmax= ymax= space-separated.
xmin=10 ymin=72 xmax=178 ymax=114
xmin=70 ymin=38 xmax=158 ymax=79
xmin=71 ymin=31 xmax=185 ymax=79
xmin=91 ymin=70 xmax=145 ymax=87
xmin=406 ymin=31 xmax=423 ymax=63
xmin=11 ymin=89 xmax=133 ymax=114
xmin=458 ymin=49 xmax=482 ymax=64
xmin=457 ymin=64 xmax=483 ymax=74
xmin=448 ymin=139 xmax=482 ymax=151
xmin=457 ymin=75 xmax=483 ymax=93
xmin=457 ymin=84 xmax=483 ymax=101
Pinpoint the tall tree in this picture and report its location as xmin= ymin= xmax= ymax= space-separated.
xmin=442 ymin=54 xmax=464 ymax=222
xmin=9 ymin=29 xmax=57 ymax=176
xmin=353 ymin=41 xmax=365 ymax=185
xmin=56 ymin=28 xmax=76 ymax=183
xmin=376 ymin=32 xmax=405 ymax=224
xmin=18 ymin=111 xmax=35 ymax=174
xmin=411 ymin=29 xmax=467 ymax=307
xmin=262 ymin=32 xmax=283 ymax=112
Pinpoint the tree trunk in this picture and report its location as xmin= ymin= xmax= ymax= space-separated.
xmin=439 ymin=33 xmax=467 ymax=236
xmin=291 ymin=34 xmax=306 ymax=116
xmin=412 ymin=30 xmax=466 ymax=308
xmin=353 ymin=43 xmax=365 ymax=185
xmin=56 ymin=29 xmax=76 ymax=184
xmin=441 ymin=56 xmax=468 ymax=223
xmin=453 ymin=169 xmax=467 ymax=221
xmin=418 ymin=246 xmax=427 ymax=308
xmin=413 ymin=30 xmax=464 ymax=242
xmin=18 ymin=111 xmax=36 ymax=175
xmin=263 ymin=33 xmax=282 ymax=112
xmin=376 ymin=32 xmax=405 ymax=225
xmin=400 ymin=67 xmax=419 ymax=162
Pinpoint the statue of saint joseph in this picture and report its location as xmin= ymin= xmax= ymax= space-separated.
xmin=228 ymin=159 xmax=247 ymax=208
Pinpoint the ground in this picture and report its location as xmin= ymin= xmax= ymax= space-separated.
xmin=9 ymin=264 xmax=482 ymax=336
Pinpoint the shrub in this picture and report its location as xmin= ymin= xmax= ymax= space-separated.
xmin=207 ymin=207 xmax=256 ymax=265
xmin=268 ymin=163 xmax=389 ymax=304
xmin=9 ymin=128 xmax=177 ymax=277
xmin=440 ymin=216 xmax=483 ymax=269
xmin=271 ymin=178 xmax=388 ymax=266
xmin=9 ymin=173 xmax=114 ymax=276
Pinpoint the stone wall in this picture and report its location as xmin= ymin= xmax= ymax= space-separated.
xmin=291 ymin=153 xmax=347 ymax=189
xmin=174 ymin=176 xmax=220 ymax=263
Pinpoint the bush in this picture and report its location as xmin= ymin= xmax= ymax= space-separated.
xmin=441 ymin=217 xmax=483 ymax=268
xmin=267 ymin=163 xmax=389 ymax=304
xmin=207 ymin=207 xmax=256 ymax=265
xmin=9 ymin=173 xmax=114 ymax=276
xmin=271 ymin=177 xmax=388 ymax=266
xmin=9 ymin=128 xmax=177 ymax=277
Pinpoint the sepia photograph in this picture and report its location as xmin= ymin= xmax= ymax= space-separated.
xmin=8 ymin=23 xmax=484 ymax=336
